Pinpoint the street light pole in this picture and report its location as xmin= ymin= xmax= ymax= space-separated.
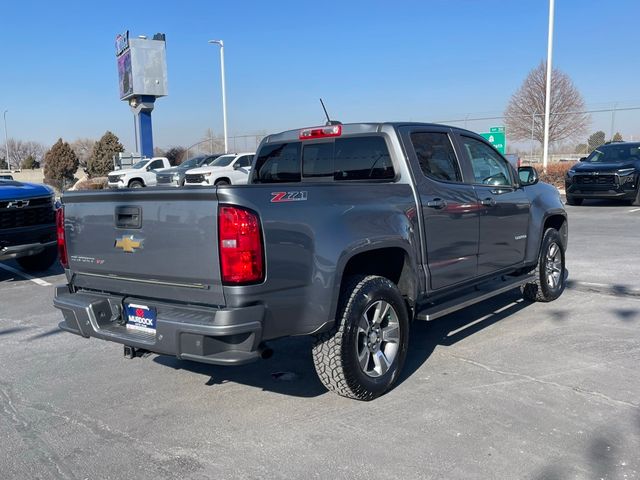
xmin=3 ymin=110 xmax=9 ymax=169
xmin=542 ymin=0 xmax=555 ymax=171
xmin=208 ymin=40 xmax=228 ymax=154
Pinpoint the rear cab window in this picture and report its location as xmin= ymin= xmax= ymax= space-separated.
xmin=253 ymin=135 xmax=395 ymax=183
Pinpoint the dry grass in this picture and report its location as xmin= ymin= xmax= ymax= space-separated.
xmin=537 ymin=162 xmax=572 ymax=189
xmin=72 ymin=177 xmax=108 ymax=190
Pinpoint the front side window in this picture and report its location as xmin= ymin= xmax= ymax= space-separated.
xmin=236 ymin=155 xmax=253 ymax=168
xmin=461 ymin=136 xmax=512 ymax=186
xmin=149 ymin=159 xmax=165 ymax=170
xmin=410 ymin=132 xmax=462 ymax=182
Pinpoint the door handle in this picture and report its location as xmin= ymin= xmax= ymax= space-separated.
xmin=426 ymin=198 xmax=447 ymax=209
xmin=480 ymin=197 xmax=496 ymax=207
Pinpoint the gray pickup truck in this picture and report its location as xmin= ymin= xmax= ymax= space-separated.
xmin=54 ymin=123 xmax=567 ymax=400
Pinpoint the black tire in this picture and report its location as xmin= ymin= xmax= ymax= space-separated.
xmin=16 ymin=247 xmax=58 ymax=272
xmin=521 ymin=228 xmax=566 ymax=302
xmin=129 ymin=180 xmax=144 ymax=188
xmin=566 ymin=195 xmax=583 ymax=206
xmin=312 ymin=275 xmax=410 ymax=401
xmin=215 ymin=179 xmax=230 ymax=186
xmin=630 ymin=187 xmax=640 ymax=206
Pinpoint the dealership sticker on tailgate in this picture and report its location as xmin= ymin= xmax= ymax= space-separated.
xmin=125 ymin=303 xmax=157 ymax=333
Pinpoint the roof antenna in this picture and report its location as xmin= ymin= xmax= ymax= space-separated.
xmin=319 ymin=98 xmax=342 ymax=126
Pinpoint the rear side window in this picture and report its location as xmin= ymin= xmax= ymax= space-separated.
xmin=253 ymin=143 xmax=301 ymax=183
xmin=410 ymin=132 xmax=461 ymax=182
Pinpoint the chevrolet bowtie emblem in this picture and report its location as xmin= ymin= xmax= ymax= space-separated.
xmin=115 ymin=235 xmax=143 ymax=253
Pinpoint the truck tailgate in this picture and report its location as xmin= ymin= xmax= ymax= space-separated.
xmin=62 ymin=189 xmax=225 ymax=306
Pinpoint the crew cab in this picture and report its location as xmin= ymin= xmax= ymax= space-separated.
xmin=183 ymin=152 xmax=254 ymax=186
xmin=54 ymin=123 xmax=567 ymax=400
xmin=565 ymin=141 xmax=640 ymax=206
xmin=1 ymin=178 xmax=58 ymax=271
xmin=107 ymin=157 xmax=171 ymax=189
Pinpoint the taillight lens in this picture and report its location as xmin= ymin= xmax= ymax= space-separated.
xmin=218 ymin=206 xmax=264 ymax=284
xmin=56 ymin=207 xmax=68 ymax=268
xmin=299 ymin=125 xmax=342 ymax=140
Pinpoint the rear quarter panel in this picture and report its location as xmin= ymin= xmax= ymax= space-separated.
xmin=523 ymin=181 xmax=567 ymax=264
xmin=217 ymin=182 xmax=420 ymax=339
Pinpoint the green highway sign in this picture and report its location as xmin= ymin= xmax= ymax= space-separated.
xmin=480 ymin=126 xmax=506 ymax=154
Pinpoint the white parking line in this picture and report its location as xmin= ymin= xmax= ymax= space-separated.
xmin=629 ymin=208 xmax=640 ymax=213
xmin=0 ymin=263 xmax=52 ymax=286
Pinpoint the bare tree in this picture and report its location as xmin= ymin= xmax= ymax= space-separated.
xmin=2 ymin=139 xmax=46 ymax=169
xmin=504 ymin=62 xmax=590 ymax=147
xmin=70 ymin=138 xmax=96 ymax=170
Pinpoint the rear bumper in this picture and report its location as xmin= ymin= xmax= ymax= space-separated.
xmin=54 ymin=286 xmax=265 ymax=365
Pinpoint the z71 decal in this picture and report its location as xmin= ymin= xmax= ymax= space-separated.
xmin=270 ymin=191 xmax=308 ymax=203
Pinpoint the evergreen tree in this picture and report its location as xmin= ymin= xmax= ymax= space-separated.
xmin=612 ymin=132 xmax=623 ymax=142
xmin=87 ymin=131 xmax=124 ymax=177
xmin=43 ymin=139 xmax=79 ymax=190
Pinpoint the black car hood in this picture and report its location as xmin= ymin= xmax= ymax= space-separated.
xmin=572 ymin=161 xmax=638 ymax=172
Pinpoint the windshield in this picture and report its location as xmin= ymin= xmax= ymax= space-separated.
xmin=209 ymin=155 xmax=235 ymax=167
xmin=179 ymin=157 xmax=202 ymax=169
xmin=131 ymin=160 xmax=148 ymax=169
xmin=585 ymin=144 xmax=640 ymax=163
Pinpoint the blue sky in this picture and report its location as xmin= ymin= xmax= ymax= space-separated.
xmin=1 ymin=0 xmax=639 ymax=152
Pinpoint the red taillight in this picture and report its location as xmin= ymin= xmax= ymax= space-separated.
xmin=56 ymin=207 xmax=68 ymax=268
xmin=218 ymin=206 xmax=264 ymax=285
xmin=299 ymin=124 xmax=342 ymax=140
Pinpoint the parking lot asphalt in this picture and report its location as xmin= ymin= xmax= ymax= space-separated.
xmin=0 ymin=200 xmax=639 ymax=479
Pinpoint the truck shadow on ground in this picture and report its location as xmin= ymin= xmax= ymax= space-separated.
xmin=399 ymin=289 xmax=530 ymax=386
xmin=0 ymin=260 xmax=64 ymax=283
xmin=153 ymin=289 xmax=532 ymax=398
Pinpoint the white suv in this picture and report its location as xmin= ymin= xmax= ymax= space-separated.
xmin=183 ymin=153 xmax=254 ymax=186
xmin=107 ymin=157 xmax=171 ymax=188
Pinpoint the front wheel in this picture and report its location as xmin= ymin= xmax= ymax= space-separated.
xmin=16 ymin=246 xmax=58 ymax=272
xmin=214 ymin=179 xmax=230 ymax=186
xmin=521 ymin=228 xmax=566 ymax=302
xmin=312 ymin=275 xmax=410 ymax=401
xmin=128 ymin=180 xmax=144 ymax=188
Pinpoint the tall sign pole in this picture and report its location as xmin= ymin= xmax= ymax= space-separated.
xmin=209 ymin=40 xmax=228 ymax=153
xmin=542 ymin=0 xmax=555 ymax=171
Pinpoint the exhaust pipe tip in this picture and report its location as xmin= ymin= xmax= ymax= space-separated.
xmin=258 ymin=344 xmax=274 ymax=360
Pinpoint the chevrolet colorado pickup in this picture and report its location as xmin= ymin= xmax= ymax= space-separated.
xmin=1 ymin=178 xmax=58 ymax=271
xmin=54 ymin=123 xmax=568 ymax=400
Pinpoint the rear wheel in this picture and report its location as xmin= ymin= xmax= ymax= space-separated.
xmin=566 ymin=195 xmax=582 ymax=206
xmin=16 ymin=246 xmax=58 ymax=272
xmin=312 ymin=275 xmax=410 ymax=401
xmin=128 ymin=180 xmax=143 ymax=188
xmin=521 ymin=228 xmax=565 ymax=302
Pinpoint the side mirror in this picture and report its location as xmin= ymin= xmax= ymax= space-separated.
xmin=518 ymin=166 xmax=539 ymax=186
xmin=579 ymin=157 xmax=587 ymax=162
xmin=233 ymin=163 xmax=242 ymax=170
xmin=146 ymin=165 xmax=152 ymax=171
